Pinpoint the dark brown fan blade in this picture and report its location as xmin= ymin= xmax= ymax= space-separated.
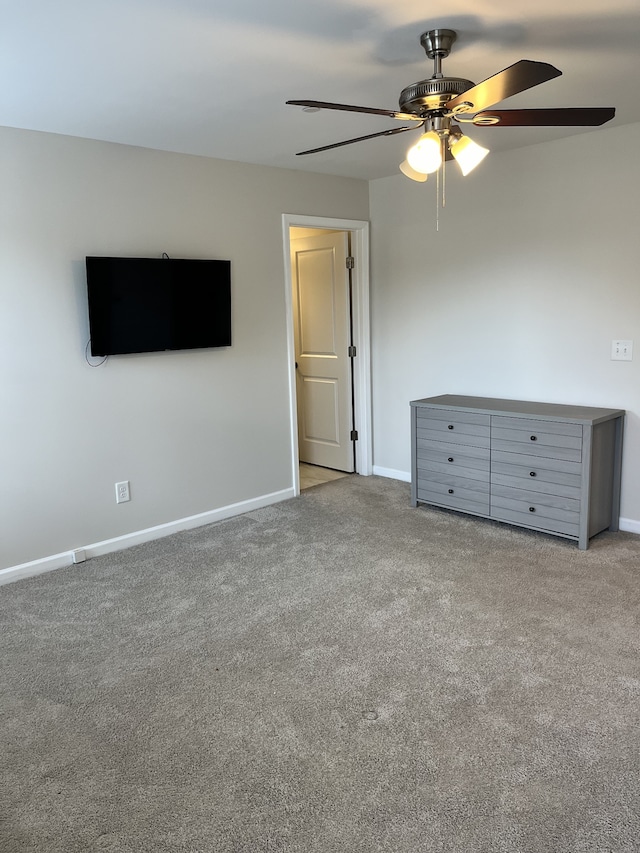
xmin=296 ymin=125 xmax=416 ymax=156
xmin=287 ymin=100 xmax=422 ymax=122
xmin=472 ymin=107 xmax=616 ymax=127
xmin=445 ymin=60 xmax=562 ymax=114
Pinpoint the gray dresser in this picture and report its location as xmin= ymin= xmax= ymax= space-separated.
xmin=410 ymin=395 xmax=624 ymax=549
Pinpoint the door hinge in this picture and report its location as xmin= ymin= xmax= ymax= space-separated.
xmin=346 ymin=256 xmax=355 ymax=270
xmin=350 ymin=429 xmax=358 ymax=441
xmin=348 ymin=345 xmax=356 ymax=358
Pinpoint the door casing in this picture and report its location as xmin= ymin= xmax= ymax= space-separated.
xmin=282 ymin=214 xmax=372 ymax=495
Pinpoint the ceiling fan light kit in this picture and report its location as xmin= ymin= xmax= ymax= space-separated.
xmin=399 ymin=160 xmax=428 ymax=182
xmin=449 ymin=134 xmax=490 ymax=176
xmin=287 ymin=26 xmax=615 ymax=190
xmin=406 ymin=130 xmax=442 ymax=174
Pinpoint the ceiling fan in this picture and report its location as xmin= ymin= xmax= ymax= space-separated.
xmin=287 ymin=28 xmax=615 ymax=181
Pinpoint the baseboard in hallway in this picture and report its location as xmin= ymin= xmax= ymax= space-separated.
xmin=299 ymin=463 xmax=350 ymax=490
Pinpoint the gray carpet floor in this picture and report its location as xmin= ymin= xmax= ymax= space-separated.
xmin=1 ymin=475 xmax=639 ymax=852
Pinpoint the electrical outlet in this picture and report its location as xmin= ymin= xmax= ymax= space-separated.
xmin=611 ymin=340 xmax=633 ymax=361
xmin=115 ymin=480 xmax=131 ymax=503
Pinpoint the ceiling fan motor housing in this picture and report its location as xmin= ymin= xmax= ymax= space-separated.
xmin=400 ymin=29 xmax=474 ymax=117
xmin=399 ymin=77 xmax=474 ymax=115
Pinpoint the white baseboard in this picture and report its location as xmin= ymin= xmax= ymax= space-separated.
xmin=0 ymin=487 xmax=295 ymax=587
xmin=372 ymin=466 xmax=411 ymax=483
xmin=2 ymin=488 xmax=637 ymax=588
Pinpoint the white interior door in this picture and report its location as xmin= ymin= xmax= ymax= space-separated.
xmin=291 ymin=231 xmax=354 ymax=472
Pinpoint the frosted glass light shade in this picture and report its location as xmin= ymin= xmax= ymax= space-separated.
xmin=406 ymin=131 xmax=442 ymax=174
xmin=450 ymin=134 xmax=490 ymax=176
xmin=399 ymin=160 xmax=428 ymax=182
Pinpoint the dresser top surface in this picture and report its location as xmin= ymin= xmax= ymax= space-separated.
xmin=410 ymin=395 xmax=624 ymax=424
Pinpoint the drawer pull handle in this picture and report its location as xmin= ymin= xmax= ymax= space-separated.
xmin=448 ymin=489 xmax=454 ymax=494
xmin=529 ymin=506 xmax=536 ymax=512
xmin=448 ymin=457 xmax=454 ymax=463
xmin=530 ymin=435 xmax=537 ymax=441
xmin=529 ymin=471 xmax=536 ymax=477
xmin=448 ymin=424 xmax=454 ymax=430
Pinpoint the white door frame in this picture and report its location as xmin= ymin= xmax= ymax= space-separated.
xmin=282 ymin=214 xmax=372 ymax=495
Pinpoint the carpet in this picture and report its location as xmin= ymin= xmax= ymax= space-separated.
xmin=1 ymin=475 xmax=639 ymax=852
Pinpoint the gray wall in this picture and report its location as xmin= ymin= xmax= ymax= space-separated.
xmin=3 ymin=119 xmax=639 ymax=572
xmin=369 ymin=121 xmax=640 ymax=531
xmin=0 ymin=127 xmax=369 ymax=570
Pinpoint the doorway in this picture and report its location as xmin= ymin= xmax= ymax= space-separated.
xmin=282 ymin=214 xmax=372 ymax=496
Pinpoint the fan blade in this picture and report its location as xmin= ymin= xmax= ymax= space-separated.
xmin=472 ymin=107 xmax=616 ymax=127
xmin=445 ymin=60 xmax=562 ymax=114
xmin=287 ymin=100 xmax=422 ymax=122
xmin=296 ymin=125 xmax=416 ymax=156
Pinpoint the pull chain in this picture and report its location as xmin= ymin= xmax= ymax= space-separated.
xmin=435 ymin=135 xmax=447 ymax=231
xmin=442 ymin=136 xmax=446 ymax=210
xmin=436 ymin=156 xmax=440 ymax=232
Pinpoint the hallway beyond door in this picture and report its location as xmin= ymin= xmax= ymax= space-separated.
xmin=299 ymin=463 xmax=350 ymax=490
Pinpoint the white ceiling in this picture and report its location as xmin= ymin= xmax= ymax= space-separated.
xmin=2 ymin=0 xmax=639 ymax=180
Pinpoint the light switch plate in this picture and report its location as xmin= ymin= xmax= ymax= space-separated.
xmin=611 ymin=340 xmax=633 ymax=361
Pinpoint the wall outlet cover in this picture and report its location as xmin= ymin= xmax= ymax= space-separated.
xmin=115 ymin=480 xmax=131 ymax=503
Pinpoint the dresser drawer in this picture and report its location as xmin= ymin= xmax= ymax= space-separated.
xmin=491 ymin=450 xmax=582 ymax=500
xmin=491 ymin=484 xmax=580 ymax=536
xmin=416 ymin=411 xmax=490 ymax=449
xmin=417 ymin=452 xmax=491 ymax=492
xmin=418 ymin=459 xmax=490 ymax=484
xmin=491 ymin=506 xmax=580 ymax=538
xmin=417 ymin=474 xmax=490 ymax=516
xmin=492 ymin=416 xmax=581 ymax=436
xmin=491 ymin=417 xmax=582 ymax=463
xmin=417 ymin=442 xmax=490 ymax=476
xmin=419 ymin=408 xmax=491 ymax=427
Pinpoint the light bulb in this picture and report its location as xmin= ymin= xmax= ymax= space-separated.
xmin=449 ymin=134 xmax=490 ymax=176
xmin=399 ymin=160 xmax=428 ymax=182
xmin=406 ymin=131 xmax=442 ymax=175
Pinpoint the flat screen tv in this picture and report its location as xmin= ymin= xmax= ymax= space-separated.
xmin=86 ymin=256 xmax=231 ymax=356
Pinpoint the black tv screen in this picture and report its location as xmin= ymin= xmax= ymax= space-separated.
xmin=86 ymin=256 xmax=231 ymax=356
